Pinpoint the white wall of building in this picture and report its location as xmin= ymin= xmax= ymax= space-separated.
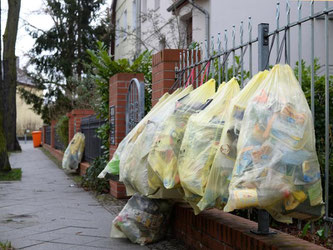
xmin=114 ymin=0 xmax=137 ymax=60
xmin=187 ymin=0 xmax=333 ymax=74
xmin=114 ymin=0 xmax=178 ymax=60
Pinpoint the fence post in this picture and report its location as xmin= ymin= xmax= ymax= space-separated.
xmin=151 ymin=49 xmax=184 ymax=106
xmin=109 ymin=73 xmax=144 ymax=159
xmin=251 ymin=23 xmax=276 ymax=236
xmin=51 ymin=120 xmax=57 ymax=149
xmin=258 ymin=23 xmax=269 ymax=70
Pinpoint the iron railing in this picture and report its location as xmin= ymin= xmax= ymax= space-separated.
xmin=45 ymin=126 xmax=51 ymax=145
xmin=80 ymin=115 xmax=105 ymax=163
xmin=54 ymin=126 xmax=65 ymax=151
xmin=174 ymin=0 xmax=332 ymax=235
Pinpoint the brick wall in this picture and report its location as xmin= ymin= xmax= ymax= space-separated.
xmin=172 ymin=203 xmax=326 ymax=250
xmin=151 ymin=49 xmax=202 ymax=107
xmin=151 ymin=49 xmax=184 ymax=106
xmin=109 ymin=72 xmax=144 ymax=159
xmin=66 ymin=109 xmax=95 ymax=142
xmin=109 ymin=180 xmax=128 ymax=199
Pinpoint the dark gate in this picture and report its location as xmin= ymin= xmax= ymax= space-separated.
xmin=81 ymin=115 xmax=105 ymax=163
xmin=125 ymin=78 xmax=145 ymax=134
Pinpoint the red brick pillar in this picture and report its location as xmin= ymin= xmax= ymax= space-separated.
xmin=109 ymin=72 xmax=144 ymax=199
xmin=66 ymin=109 xmax=95 ymax=142
xmin=50 ymin=120 xmax=57 ymax=148
xmin=42 ymin=125 xmax=47 ymax=144
xmin=151 ymin=49 xmax=184 ymax=106
xmin=109 ymin=72 xmax=144 ymax=159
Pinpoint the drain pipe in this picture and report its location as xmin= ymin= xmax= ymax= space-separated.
xmin=188 ymin=0 xmax=210 ymax=57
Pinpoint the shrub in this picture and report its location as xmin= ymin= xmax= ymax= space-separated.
xmin=295 ymin=59 xmax=333 ymax=216
xmin=81 ymin=42 xmax=152 ymax=193
xmin=81 ymin=154 xmax=110 ymax=193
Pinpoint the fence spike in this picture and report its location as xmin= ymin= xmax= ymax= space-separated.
xmin=232 ymin=25 xmax=236 ymax=76
xmin=224 ymin=29 xmax=228 ymax=81
xmin=298 ymin=0 xmax=302 ymax=86
xmin=195 ymin=46 xmax=199 ymax=87
xmin=276 ymin=1 xmax=280 ymax=58
xmin=248 ymin=16 xmax=252 ymax=77
xmin=324 ymin=0 xmax=330 ymax=238
xmin=217 ymin=32 xmax=222 ymax=85
xmin=211 ymin=36 xmax=215 ymax=78
xmin=286 ymin=0 xmax=291 ymax=64
xmin=240 ymin=21 xmax=244 ymax=85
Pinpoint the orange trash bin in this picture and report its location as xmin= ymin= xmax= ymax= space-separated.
xmin=32 ymin=131 xmax=42 ymax=148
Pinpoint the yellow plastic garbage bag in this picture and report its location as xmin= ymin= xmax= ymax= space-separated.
xmin=224 ymin=64 xmax=323 ymax=223
xmin=119 ymin=86 xmax=193 ymax=197
xmin=197 ymin=70 xmax=269 ymax=211
xmin=62 ymin=132 xmax=85 ymax=172
xmin=98 ymin=91 xmax=173 ymax=179
xmin=148 ymin=79 xmax=216 ymax=190
xmin=178 ymin=78 xmax=240 ymax=213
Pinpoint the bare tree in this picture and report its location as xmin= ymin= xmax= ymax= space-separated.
xmin=114 ymin=9 xmax=187 ymax=58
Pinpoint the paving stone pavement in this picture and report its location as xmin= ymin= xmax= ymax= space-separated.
xmin=0 ymin=142 xmax=183 ymax=250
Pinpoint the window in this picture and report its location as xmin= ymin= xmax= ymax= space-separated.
xmin=154 ymin=0 xmax=160 ymax=10
xmin=186 ymin=17 xmax=193 ymax=46
xmin=116 ymin=19 xmax=120 ymax=46
xmin=132 ymin=0 xmax=137 ymax=31
xmin=123 ymin=10 xmax=127 ymax=40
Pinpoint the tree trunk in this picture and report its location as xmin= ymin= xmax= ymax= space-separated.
xmin=0 ymin=0 xmax=11 ymax=172
xmin=2 ymin=0 xmax=21 ymax=151
xmin=0 ymin=112 xmax=11 ymax=172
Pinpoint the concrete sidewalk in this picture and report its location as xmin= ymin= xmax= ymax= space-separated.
xmin=0 ymin=142 xmax=150 ymax=249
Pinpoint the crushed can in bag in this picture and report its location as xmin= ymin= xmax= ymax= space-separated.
xmin=119 ymin=87 xmax=192 ymax=198
xmin=224 ymin=65 xmax=323 ymax=223
xmin=178 ymin=78 xmax=240 ymax=214
xmin=148 ymin=79 xmax=216 ymax=190
xmin=197 ymin=71 xmax=269 ymax=212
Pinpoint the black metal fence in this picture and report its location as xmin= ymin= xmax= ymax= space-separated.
xmin=54 ymin=126 xmax=65 ymax=151
xmin=45 ymin=126 xmax=51 ymax=145
xmin=80 ymin=115 xmax=105 ymax=163
xmin=174 ymin=0 xmax=332 ymax=235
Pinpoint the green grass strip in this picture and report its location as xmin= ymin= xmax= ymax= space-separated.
xmin=0 ymin=168 xmax=22 ymax=181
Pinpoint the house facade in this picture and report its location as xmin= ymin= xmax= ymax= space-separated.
xmin=168 ymin=0 xmax=333 ymax=72
xmin=111 ymin=0 xmax=333 ymax=72
xmin=111 ymin=0 xmax=185 ymax=60
xmin=16 ymin=67 xmax=43 ymax=137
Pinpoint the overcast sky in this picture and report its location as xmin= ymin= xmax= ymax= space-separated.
xmin=1 ymin=0 xmax=112 ymax=68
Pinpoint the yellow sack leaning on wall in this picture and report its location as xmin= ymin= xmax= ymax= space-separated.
xmin=119 ymin=86 xmax=193 ymax=197
xmin=197 ymin=71 xmax=269 ymax=211
xmin=98 ymin=91 xmax=173 ymax=179
xmin=148 ymin=79 xmax=216 ymax=190
xmin=62 ymin=132 xmax=85 ymax=172
xmin=178 ymin=79 xmax=240 ymax=213
xmin=224 ymin=65 xmax=323 ymax=223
